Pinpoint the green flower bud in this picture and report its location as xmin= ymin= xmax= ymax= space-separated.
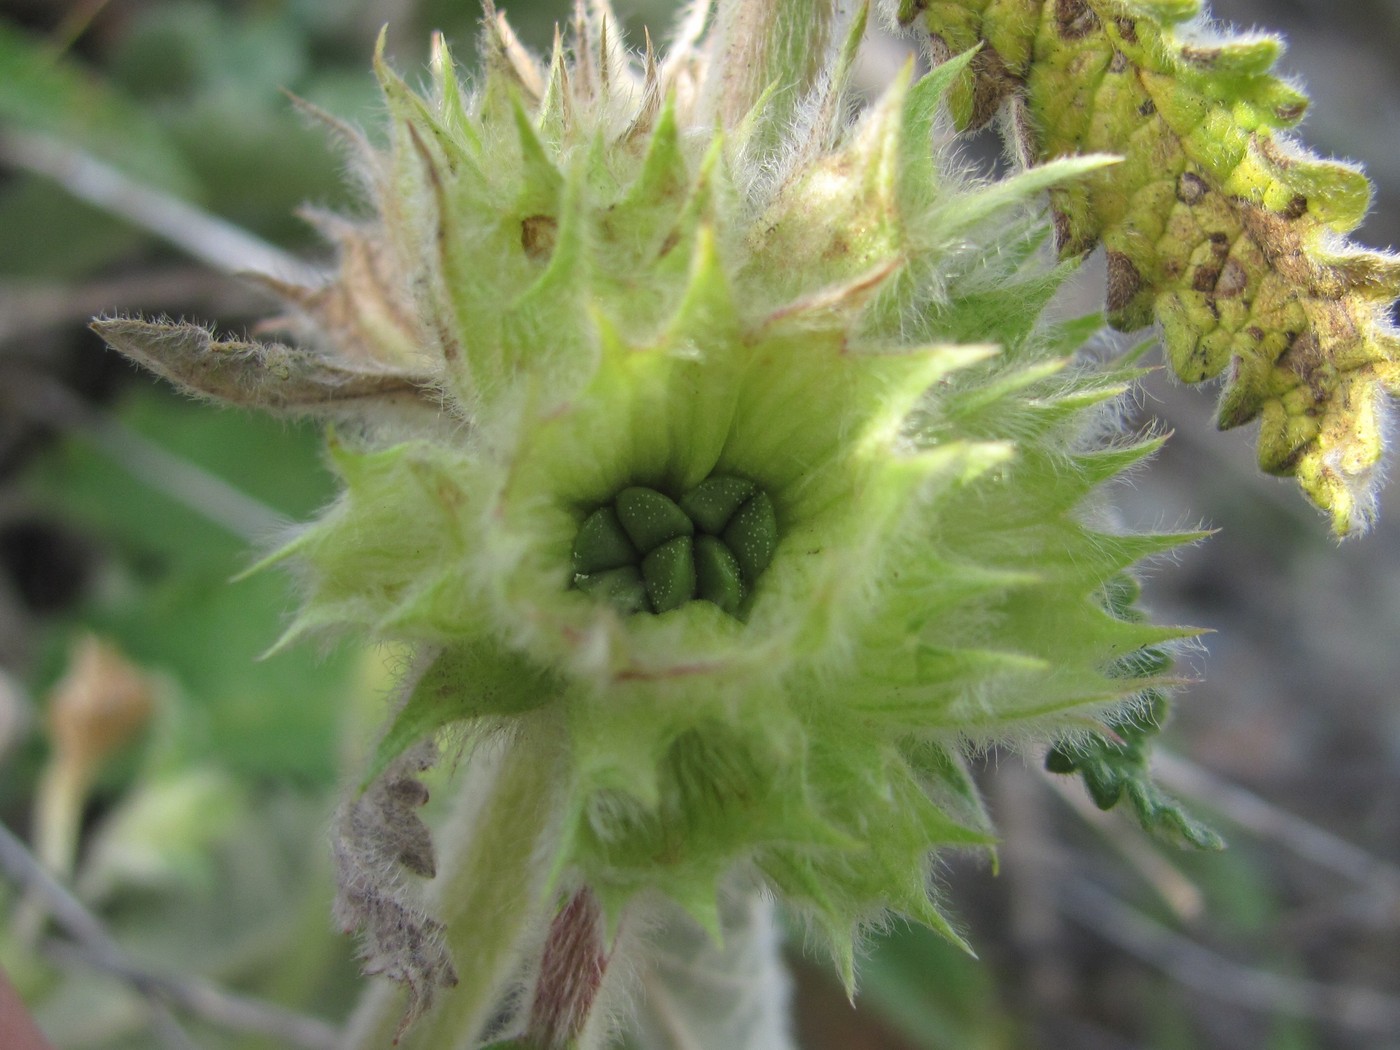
xmin=94 ymin=0 xmax=1202 ymax=1029
xmin=572 ymin=476 xmax=774 ymax=616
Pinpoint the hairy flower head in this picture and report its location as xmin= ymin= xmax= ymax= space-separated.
xmin=95 ymin=0 xmax=1197 ymax=1000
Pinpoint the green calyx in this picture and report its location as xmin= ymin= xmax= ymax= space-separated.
xmin=247 ymin=9 xmax=1201 ymax=975
xmin=94 ymin=2 xmax=1212 ymax=1017
xmin=573 ymin=477 xmax=777 ymax=616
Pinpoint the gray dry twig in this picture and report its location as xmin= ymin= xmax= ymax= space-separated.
xmin=0 ymin=819 xmax=343 ymax=1050
xmin=1059 ymin=877 xmax=1400 ymax=1033
xmin=0 ymin=270 xmax=275 ymax=344
xmin=0 ymin=366 xmax=287 ymax=542
xmin=0 ymin=129 xmax=317 ymax=283
xmin=1153 ymin=749 xmax=1400 ymax=902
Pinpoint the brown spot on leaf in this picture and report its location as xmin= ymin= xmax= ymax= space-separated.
xmin=1280 ymin=330 xmax=1326 ymax=396
xmin=1176 ymin=171 xmax=1209 ymax=205
xmin=522 ymin=214 xmax=558 ymax=261
xmin=1256 ymin=136 xmax=1296 ymax=171
xmin=1282 ymin=194 xmax=1308 ymax=220
xmin=1184 ymin=343 xmax=1213 ymax=382
xmin=1106 ymin=250 xmax=1143 ymax=313
xmin=1055 ymin=0 xmax=1099 ymax=39
xmin=1270 ymin=439 xmax=1309 ymax=474
xmin=1318 ymin=301 xmax=1362 ymax=346
xmin=1180 ymin=46 xmax=1222 ymax=68
xmin=822 ymin=235 xmax=851 ymax=261
xmin=1239 ymin=202 xmax=1309 ymax=278
xmin=1216 ymin=258 xmax=1249 ymax=298
xmin=1109 ymin=50 xmax=1129 ymax=74
xmin=1053 ymin=208 xmax=1096 ymax=255
xmin=1247 ymin=326 xmax=1265 ymax=341
xmin=926 ymin=31 xmax=952 ymax=66
xmin=1138 ymin=98 xmax=1157 ymax=117
xmin=433 ymin=316 xmax=462 ymax=363
xmin=966 ymin=43 xmax=1023 ymax=128
xmin=1275 ymin=100 xmax=1307 ymax=123
xmin=1192 ymin=264 xmax=1222 ymax=293
xmin=1116 ymin=17 xmax=1139 ymax=44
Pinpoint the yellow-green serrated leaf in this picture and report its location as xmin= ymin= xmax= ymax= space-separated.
xmin=899 ymin=0 xmax=1400 ymax=534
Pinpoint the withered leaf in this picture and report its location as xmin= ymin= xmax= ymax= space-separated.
xmin=92 ymin=318 xmax=434 ymax=416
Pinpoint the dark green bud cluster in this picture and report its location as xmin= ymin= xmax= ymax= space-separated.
xmin=572 ymin=476 xmax=778 ymax=615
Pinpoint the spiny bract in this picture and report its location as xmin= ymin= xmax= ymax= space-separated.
xmin=96 ymin=0 xmax=1196 ymax=1011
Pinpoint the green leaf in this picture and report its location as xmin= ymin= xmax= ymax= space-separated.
xmin=1043 ymin=575 xmax=1220 ymax=849
xmin=1046 ymin=691 xmax=1224 ymax=851
xmin=359 ymin=643 xmax=557 ymax=790
xmin=859 ymin=923 xmax=1013 ymax=1050
xmin=0 ymin=176 xmax=140 ymax=279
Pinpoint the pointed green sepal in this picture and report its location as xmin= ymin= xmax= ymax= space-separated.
xmin=680 ymin=475 xmax=757 ymax=535
xmin=573 ymin=506 xmax=639 ymax=573
xmin=360 ymin=644 xmax=557 ymax=791
xmin=694 ymin=535 xmax=745 ymax=614
xmin=616 ymin=488 xmax=694 ymax=551
xmin=642 ymin=535 xmax=697 ymax=613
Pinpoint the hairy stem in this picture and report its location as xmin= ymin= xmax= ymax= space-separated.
xmin=526 ymin=888 xmax=608 ymax=1049
xmin=630 ymin=887 xmax=795 ymax=1050
xmin=703 ymin=0 xmax=846 ymax=150
xmin=345 ymin=716 xmax=570 ymax=1050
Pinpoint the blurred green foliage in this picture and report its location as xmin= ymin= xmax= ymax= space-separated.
xmin=18 ymin=389 xmax=352 ymax=782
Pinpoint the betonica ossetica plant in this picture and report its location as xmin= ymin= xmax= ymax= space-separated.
xmin=97 ymin=1 xmax=1395 ymax=1046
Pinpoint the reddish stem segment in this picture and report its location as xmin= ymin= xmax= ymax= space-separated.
xmin=526 ymin=887 xmax=608 ymax=1049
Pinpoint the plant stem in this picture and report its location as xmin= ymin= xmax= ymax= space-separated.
xmin=629 ymin=886 xmax=796 ymax=1050
xmin=344 ymin=716 xmax=570 ymax=1050
xmin=703 ymin=0 xmax=847 ymax=160
xmin=525 ymin=887 xmax=608 ymax=1049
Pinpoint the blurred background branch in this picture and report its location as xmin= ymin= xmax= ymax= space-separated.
xmin=0 ymin=818 xmax=342 ymax=1049
xmin=0 ymin=130 xmax=313 ymax=280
